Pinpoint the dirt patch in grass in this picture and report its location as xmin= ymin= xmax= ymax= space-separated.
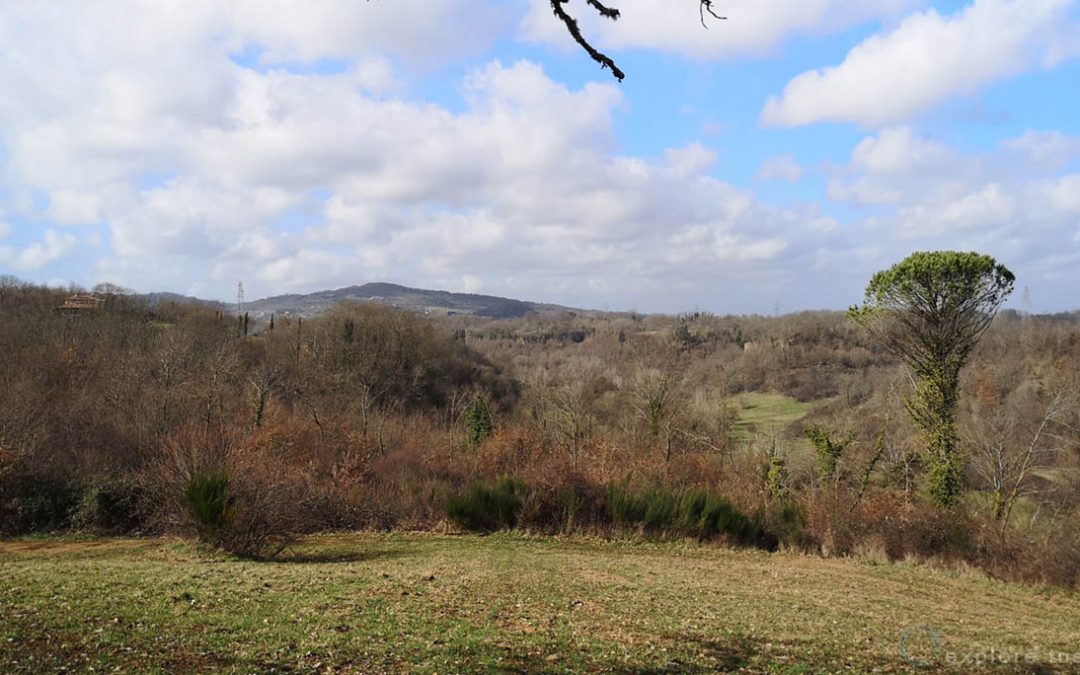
xmin=0 ymin=537 xmax=155 ymax=558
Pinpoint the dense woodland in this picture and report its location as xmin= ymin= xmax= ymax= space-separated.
xmin=1 ymin=278 xmax=1079 ymax=585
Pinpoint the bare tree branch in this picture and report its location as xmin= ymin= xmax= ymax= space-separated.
xmin=552 ymin=1 xmax=726 ymax=81
xmin=550 ymin=0 xmax=625 ymax=81
xmin=585 ymin=0 xmax=620 ymax=20
xmin=700 ymin=0 xmax=727 ymax=28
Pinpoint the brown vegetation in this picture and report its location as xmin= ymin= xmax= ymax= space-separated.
xmin=1 ymin=278 xmax=1078 ymax=585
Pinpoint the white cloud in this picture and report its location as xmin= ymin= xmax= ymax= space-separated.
xmin=224 ymin=0 xmax=510 ymax=66
xmin=6 ymin=0 xmax=1076 ymax=312
xmin=756 ymin=155 xmax=804 ymax=182
xmin=108 ymin=179 xmax=299 ymax=258
xmin=520 ymin=0 xmax=922 ymax=60
xmin=850 ymin=127 xmax=955 ymax=172
xmin=1002 ymin=130 xmax=1080 ymax=168
xmin=3 ymin=230 xmax=79 ymax=270
xmin=257 ymin=249 xmax=356 ymax=289
xmin=829 ymin=127 xmax=973 ymax=205
xmin=0 ymin=222 xmax=10 ymax=239
xmin=664 ymin=144 xmax=718 ymax=176
xmin=0 ymin=3 xmax=815 ymax=311
xmin=1044 ymin=174 xmax=1080 ymax=214
xmin=828 ymin=127 xmax=1080 ymax=300
xmin=0 ymin=2 xmax=509 ymax=203
xmin=460 ymin=274 xmax=484 ymax=293
xmin=762 ymin=0 xmax=1077 ymax=127
xmin=895 ymin=183 xmax=1015 ymax=237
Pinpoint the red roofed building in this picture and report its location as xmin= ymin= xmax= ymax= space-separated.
xmin=57 ymin=293 xmax=102 ymax=312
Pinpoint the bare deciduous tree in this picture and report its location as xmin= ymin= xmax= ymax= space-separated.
xmin=968 ymin=384 xmax=1077 ymax=536
xmin=627 ymin=361 xmax=688 ymax=461
xmin=248 ymin=363 xmax=281 ymax=430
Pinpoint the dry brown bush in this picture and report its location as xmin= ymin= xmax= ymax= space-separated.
xmin=143 ymin=425 xmax=308 ymax=557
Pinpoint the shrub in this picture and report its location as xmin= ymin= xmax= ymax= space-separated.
xmin=0 ymin=469 xmax=80 ymax=535
xmin=850 ymin=492 xmax=972 ymax=562
xmin=554 ymin=480 xmax=609 ymax=533
xmin=516 ymin=477 xmax=607 ymax=534
xmin=769 ymin=502 xmax=807 ymax=550
xmin=219 ymin=473 xmax=303 ymax=559
xmin=144 ymin=427 xmax=303 ymax=559
xmin=679 ymin=489 xmax=753 ymax=542
xmin=554 ymin=485 xmax=583 ymax=530
xmin=464 ymin=396 xmax=494 ymax=446
xmin=72 ymin=478 xmax=146 ymax=534
xmin=675 ymin=489 xmax=714 ymax=535
xmin=182 ymin=467 xmax=303 ymax=559
xmin=641 ymin=488 xmax=678 ymax=531
xmin=607 ymin=484 xmax=645 ymax=525
xmin=608 ymin=484 xmax=771 ymax=548
xmin=186 ymin=471 xmax=234 ymax=544
xmin=805 ymin=425 xmax=846 ymax=481
xmin=803 ymin=491 xmax=860 ymax=556
xmin=888 ymin=501 xmax=973 ymax=560
xmin=766 ymin=455 xmax=789 ymax=499
xmin=1028 ymin=513 xmax=1080 ymax=588
xmin=446 ymin=477 xmax=524 ymax=532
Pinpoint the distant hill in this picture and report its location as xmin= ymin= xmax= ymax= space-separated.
xmin=142 ymin=292 xmax=227 ymax=310
xmin=242 ymin=282 xmax=580 ymax=320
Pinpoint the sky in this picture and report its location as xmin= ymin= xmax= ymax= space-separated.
xmin=1 ymin=0 xmax=1079 ymax=314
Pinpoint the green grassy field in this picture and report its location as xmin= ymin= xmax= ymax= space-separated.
xmin=2 ymin=534 xmax=1078 ymax=673
xmin=731 ymin=393 xmax=817 ymax=441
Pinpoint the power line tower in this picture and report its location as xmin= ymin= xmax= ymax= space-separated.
xmin=236 ymin=281 xmax=248 ymax=337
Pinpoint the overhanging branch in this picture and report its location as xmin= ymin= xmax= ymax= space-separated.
xmin=550 ymin=0 xmax=625 ymax=81
xmin=699 ymin=0 xmax=727 ymax=28
xmin=585 ymin=0 xmax=620 ymax=20
xmin=552 ymin=1 xmax=726 ymax=81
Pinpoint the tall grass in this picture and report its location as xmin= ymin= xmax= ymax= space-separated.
xmin=608 ymin=484 xmax=775 ymax=549
xmin=445 ymin=477 xmax=525 ymax=532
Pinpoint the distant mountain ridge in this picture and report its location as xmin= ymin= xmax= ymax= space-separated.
xmin=143 ymin=292 xmax=226 ymax=309
xmin=241 ymin=282 xmax=579 ymax=320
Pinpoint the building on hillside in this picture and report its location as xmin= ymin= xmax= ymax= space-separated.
xmin=57 ymin=293 xmax=102 ymax=313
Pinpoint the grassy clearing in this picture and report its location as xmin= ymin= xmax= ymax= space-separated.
xmin=731 ymin=393 xmax=817 ymax=441
xmin=2 ymin=534 xmax=1078 ymax=673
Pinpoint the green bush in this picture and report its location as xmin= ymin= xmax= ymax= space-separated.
xmin=609 ymin=485 xmax=770 ymax=547
xmin=805 ymin=425 xmax=847 ymax=481
xmin=452 ymin=479 xmax=781 ymax=550
xmin=676 ymin=489 xmax=712 ymax=534
xmin=464 ymin=396 xmax=494 ymax=446
xmin=678 ymin=489 xmax=753 ymax=541
xmin=769 ymin=502 xmax=806 ymax=549
xmin=641 ymin=488 xmax=678 ymax=531
xmin=554 ymin=485 xmax=582 ymax=528
xmin=185 ymin=471 xmax=234 ymax=544
xmin=766 ymin=455 xmax=789 ymax=499
xmin=607 ymin=484 xmax=645 ymax=524
xmin=0 ymin=470 xmax=80 ymax=535
xmin=72 ymin=479 xmax=146 ymax=534
xmin=610 ymin=485 xmax=694 ymax=533
xmin=446 ymin=477 xmax=524 ymax=532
